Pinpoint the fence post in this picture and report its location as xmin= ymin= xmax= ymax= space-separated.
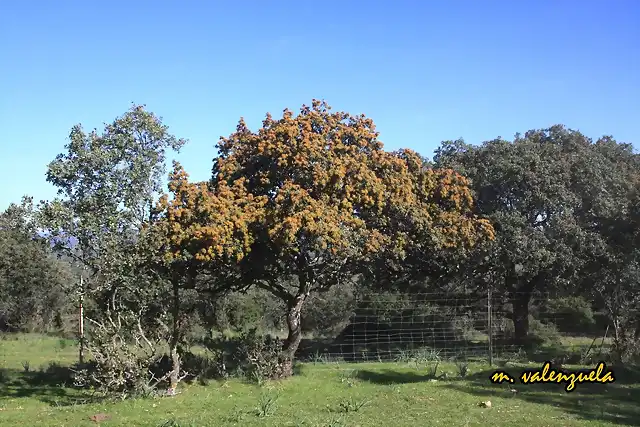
xmin=79 ymin=275 xmax=85 ymax=365
xmin=488 ymin=287 xmax=493 ymax=366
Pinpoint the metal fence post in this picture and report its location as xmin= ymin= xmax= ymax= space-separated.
xmin=79 ymin=275 xmax=85 ymax=365
xmin=488 ymin=287 xmax=493 ymax=366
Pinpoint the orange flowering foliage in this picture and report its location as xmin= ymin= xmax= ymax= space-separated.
xmin=155 ymin=161 xmax=266 ymax=264
xmin=156 ymin=100 xmax=494 ymax=286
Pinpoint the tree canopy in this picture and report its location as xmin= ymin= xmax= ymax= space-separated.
xmin=433 ymin=125 xmax=640 ymax=347
xmin=154 ymin=100 xmax=494 ymax=375
xmin=0 ymin=197 xmax=74 ymax=332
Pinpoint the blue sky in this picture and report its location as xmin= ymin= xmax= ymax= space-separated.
xmin=1 ymin=0 xmax=639 ymax=210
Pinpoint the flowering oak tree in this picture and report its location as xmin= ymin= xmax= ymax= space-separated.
xmin=156 ymin=101 xmax=494 ymax=376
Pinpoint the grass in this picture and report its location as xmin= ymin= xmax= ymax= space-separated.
xmin=1 ymin=334 xmax=639 ymax=426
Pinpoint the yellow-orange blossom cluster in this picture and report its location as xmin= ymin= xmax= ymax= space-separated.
xmin=154 ymin=101 xmax=494 ymax=268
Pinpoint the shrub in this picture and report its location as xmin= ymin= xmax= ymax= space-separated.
xmin=542 ymin=296 xmax=596 ymax=335
xmin=528 ymin=317 xmax=562 ymax=346
xmin=301 ymin=284 xmax=356 ymax=336
xmin=232 ymin=328 xmax=286 ymax=381
xmin=72 ymin=311 xmax=173 ymax=399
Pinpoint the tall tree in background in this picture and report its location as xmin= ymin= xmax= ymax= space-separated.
xmin=572 ymin=138 xmax=640 ymax=361
xmin=434 ymin=126 xmax=640 ymax=351
xmin=0 ymin=197 xmax=74 ymax=332
xmin=433 ymin=126 xmax=600 ymax=345
xmin=156 ymin=100 xmax=494 ymax=376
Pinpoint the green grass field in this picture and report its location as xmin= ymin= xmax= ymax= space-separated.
xmin=1 ymin=334 xmax=639 ymax=426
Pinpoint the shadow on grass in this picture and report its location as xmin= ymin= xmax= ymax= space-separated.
xmin=0 ymin=364 xmax=90 ymax=406
xmin=355 ymin=369 xmax=437 ymax=384
xmin=354 ymin=363 xmax=640 ymax=426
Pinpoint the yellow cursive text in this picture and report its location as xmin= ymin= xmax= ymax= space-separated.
xmin=519 ymin=361 xmax=615 ymax=392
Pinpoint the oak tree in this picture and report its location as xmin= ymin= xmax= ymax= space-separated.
xmin=434 ymin=126 xmax=639 ymax=347
xmin=40 ymin=105 xmax=188 ymax=394
xmin=157 ymin=101 xmax=493 ymax=377
xmin=0 ymin=197 xmax=74 ymax=332
xmin=573 ymin=138 xmax=640 ymax=360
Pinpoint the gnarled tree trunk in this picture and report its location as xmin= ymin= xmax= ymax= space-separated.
xmin=280 ymin=292 xmax=307 ymax=377
xmin=169 ymin=281 xmax=181 ymax=391
xmin=512 ymin=295 xmax=531 ymax=346
xmin=510 ymin=275 xmax=539 ymax=347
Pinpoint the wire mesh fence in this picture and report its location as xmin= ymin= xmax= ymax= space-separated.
xmin=294 ymin=290 xmax=608 ymax=365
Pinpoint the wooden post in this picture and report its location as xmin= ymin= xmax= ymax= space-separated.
xmin=488 ymin=287 xmax=493 ymax=367
xmin=79 ymin=275 xmax=85 ymax=365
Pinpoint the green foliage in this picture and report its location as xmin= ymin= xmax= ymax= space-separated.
xmin=255 ymin=391 xmax=279 ymax=417
xmin=0 ymin=199 xmax=75 ymax=333
xmin=231 ymin=328 xmax=286 ymax=381
xmin=301 ymin=283 xmax=356 ymax=336
xmin=337 ymin=397 xmax=369 ymax=412
xmin=4 ymin=99 xmax=640 ymax=391
xmin=456 ymin=360 xmax=470 ymax=378
xmin=433 ymin=126 xmax=640 ymax=351
xmin=210 ymin=288 xmax=285 ymax=332
xmin=38 ymin=105 xmax=188 ymax=397
xmin=528 ymin=317 xmax=562 ymax=346
xmin=542 ymin=296 xmax=596 ymax=334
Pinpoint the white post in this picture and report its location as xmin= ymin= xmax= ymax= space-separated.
xmin=79 ymin=275 xmax=85 ymax=364
xmin=488 ymin=287 xmax=493 ymax=367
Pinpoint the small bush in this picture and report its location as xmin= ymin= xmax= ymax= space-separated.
xmin=337 ymin=397 xmax=369 ymax=413
xmin=231 ymin=328 xmax=286 ymax=381
xmin=255 ymin=391 xmax=278 ymax=417
xmin=71 ymin=314 xmax=172 ymax=399
xmin=456 ymin=361 xmax=469 ymax=378
xmin=493 ymin=315 xmax=562 ymax=347
xmin=543 ymin=296 xmax=596 ymax=334
xmin=529 ymin=317 xmax=562 ymax=345
xmin=301 ymin=284 xmax=356 ymax=336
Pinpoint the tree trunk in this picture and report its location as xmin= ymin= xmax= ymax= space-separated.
xmin=280 ymin=293 xmax=306 ymax=378
xmin=169 ymin=282 xmax=180 ymax=391
xmin=512 ymin=289 xmax=533 ymax=346
xmin=509 ymin=271 xmax=542 ymax=347
xmin=169 ymin=340 xmax=180 ymax=390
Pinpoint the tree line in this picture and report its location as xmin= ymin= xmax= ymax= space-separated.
xmin=1 ymin=101 xmax=638 ymax=396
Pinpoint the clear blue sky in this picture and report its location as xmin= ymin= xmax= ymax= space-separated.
xmin=1 ymin=0 xmax=639 ymax=210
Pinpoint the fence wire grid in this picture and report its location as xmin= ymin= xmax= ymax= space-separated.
xmin=294 ymin=290 xmax=603 ymax=365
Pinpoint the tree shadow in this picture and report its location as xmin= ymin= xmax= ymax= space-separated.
xmin=355 ymin=369 xmax=436 ymax=384
xmin=445 ymin=371 xmax=640 ymax=426
xmin=353 ymin=363 xmax=640 ymax=426
xmin=0 ymin=364 xmax=90 ymax=406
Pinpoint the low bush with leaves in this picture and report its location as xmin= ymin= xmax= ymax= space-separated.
xmin=72 ymin=311 xmax=176 ymax=399
xmin=232 ymin=328 xmax=286 ymax=381
xmin=256 ymin=391 xmax=279 ymax=417
xmin=528 ymin=317 xmax=562 ymax=346
xmin=337 ymin=397 xmax=369 ymax=413
xmin=542 ymin=296 xmax=596 ymax=335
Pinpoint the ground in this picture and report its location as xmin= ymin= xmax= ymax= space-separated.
xmin=1 ymin=335 xmax=639 ymax=426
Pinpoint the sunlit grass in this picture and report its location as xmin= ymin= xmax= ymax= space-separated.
xmin=0 ymin=334 xmax=637 ymax=426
